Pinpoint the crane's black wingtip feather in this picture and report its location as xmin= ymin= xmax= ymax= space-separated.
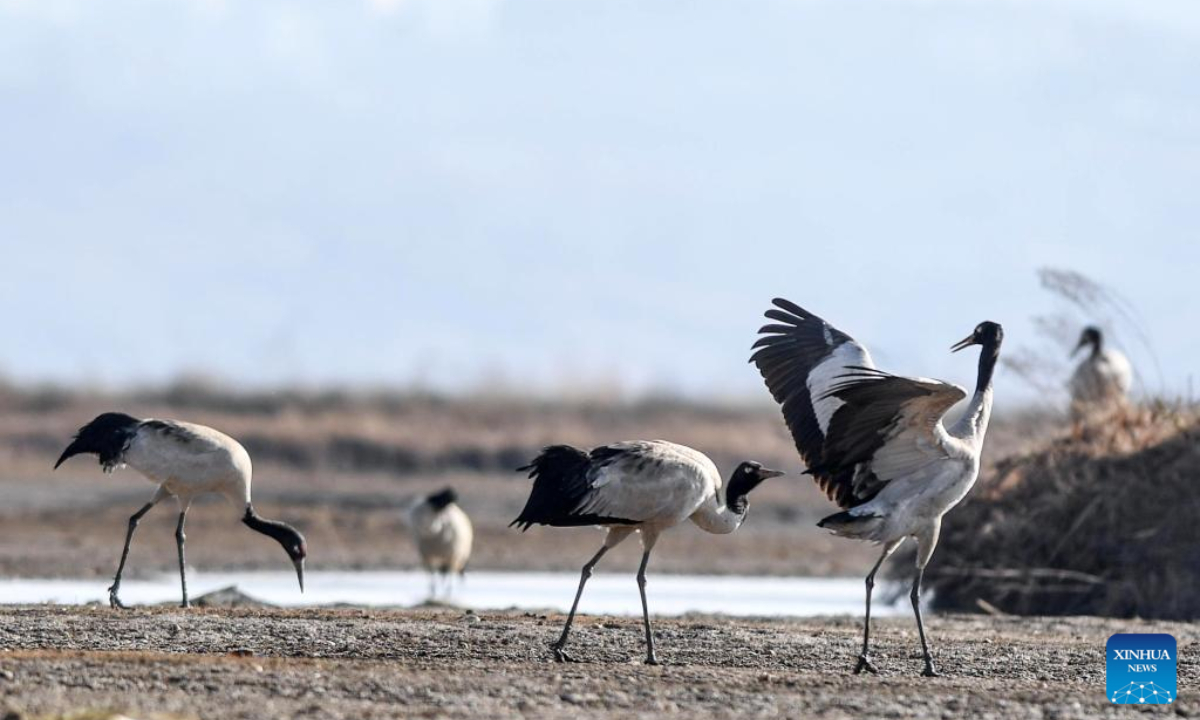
xmin=763 ymin=309 xmax=801 ymax=326
xmin=757 ymin=323 xmax=798 ymax=336
xmin=771 ymin=297 xmax=811 ymax=317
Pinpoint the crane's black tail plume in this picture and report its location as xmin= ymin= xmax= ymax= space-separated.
xmin=511 ymin=445 xmax=636 ymax=530
xmin=54 ymin=412 xmax=141 ymax=471
xmin=817 ymin=509 xmax=886 ymax=542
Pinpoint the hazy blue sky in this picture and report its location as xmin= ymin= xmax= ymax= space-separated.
xmin=1 ymin=0 xmax=1197 ymax=405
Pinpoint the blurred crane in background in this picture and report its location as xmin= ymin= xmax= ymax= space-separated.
xmin=405 ymin=488 xmax=474 ymax=600
xmin=1069 ymin=326 xmax=1133 ymax=421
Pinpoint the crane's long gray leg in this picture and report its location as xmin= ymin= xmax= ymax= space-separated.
xmin=636 ymin=549 xmax=658 ymax=665
xmin=636 ymin=530 xmax=661 ymax=665
xmin=912 ymin=567 xmax=938 ymax=677
xmin=108 ymin=499 xmax=161 ymax=609
xmin=855 ymin=539 xmax=903 ymax=675
xmin=912 ymin=523 xmax=941 ymax=677
xmin=552 ymin=527 xmax=633 ymax=663
xmin=552 ymin=545 xmax=608 ymax=662
xmin=175 ymin=509 xmax=190 ymax=608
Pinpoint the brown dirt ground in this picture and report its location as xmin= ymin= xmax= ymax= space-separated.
xmin=0 ymin=607 xmax=1195 ymax=719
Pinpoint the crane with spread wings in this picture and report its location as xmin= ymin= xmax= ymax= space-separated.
xmin=751 ymin=298 xmax=1003 ymax=677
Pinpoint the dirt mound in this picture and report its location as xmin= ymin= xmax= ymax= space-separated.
xmin=919 ymin=403 xmax=1200 ymax=619
xmin=185 ymin=585 xmax=272 ymax=608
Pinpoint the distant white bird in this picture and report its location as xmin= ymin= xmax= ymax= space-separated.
xmin=405 ymin=487 xmax=473 ymax=600
xmin=54 ymin=413 xmax=307 ymax=608
xmin=1069 ymin=326 xmax=1133 ymax=420
xmin=751 ymin=298 xmax=1002 ymax=677
xmin=512 ymin=441 xmax=782 ymax=664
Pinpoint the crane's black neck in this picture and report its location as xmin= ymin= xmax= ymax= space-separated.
xmin=725 ymin=472 xmax=756 ymax=515
xmin=243 ymin=506 xmax=301 ymax=548
xmin=1088 ymin=332 xmax=1103 ymax=358
xmin=975 ymin=338 xmax=1001 ymax=395
xmin=726 ymin=490 xmax=749 ymax=516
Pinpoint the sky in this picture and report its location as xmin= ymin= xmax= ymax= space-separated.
xmin=1 ymin=0 xmax=1197 ymax=405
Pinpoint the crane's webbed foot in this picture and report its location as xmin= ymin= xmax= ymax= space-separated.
xmin=107 ymin=584 xmax=129 ymax=610
xmin=854 ymin=653 xmax=879 ymax=675
xmin=551 ymin=644 xmax=578 ymax=663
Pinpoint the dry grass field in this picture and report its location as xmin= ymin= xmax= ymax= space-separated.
xmin=924 ymin=402 xmax=1200 ymax=619
xmin=0 ymin=384 xmax=857 ymax=580
xmin=0 ymin=382 xmax=1055 ymax=581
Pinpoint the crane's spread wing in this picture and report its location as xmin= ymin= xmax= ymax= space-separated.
xmin=750 ymin=298 xmax=875 ymax=506
xmin=751 ymin=299 xmax=965 ymax=508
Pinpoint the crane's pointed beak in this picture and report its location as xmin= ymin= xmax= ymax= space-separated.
xmin=53 ymin=439 xmax=84 ymax=470
xmin=950 ymin=334 xmax=976 ymax=353
xmin=294 ymin=558 xmax=305 ymax=593
xmin=1070 ymin=336 xmax=1087 ymax=358
xmin=760 ymin=468 xmax=785 ymax=480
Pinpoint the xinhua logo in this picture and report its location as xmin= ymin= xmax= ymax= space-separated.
xmin=1107 ymin=633 xmax=1177 ymax=705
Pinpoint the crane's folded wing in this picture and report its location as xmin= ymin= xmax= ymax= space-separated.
xmin=815 ymin=370 xmax=966 ymax=507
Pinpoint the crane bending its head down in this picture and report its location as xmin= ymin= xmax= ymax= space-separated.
xmin=55 ymin=412 xmax=307 ymax=608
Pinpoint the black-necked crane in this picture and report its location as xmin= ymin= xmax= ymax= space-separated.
xmin=750 ymin=298 xmax=1002 ymax=677
xmin=404 ymin=487 xmax=474 ymax=600
xmin=54 ymin=412 xmax=307 ymax=609
xmin=511 ymin=441 xmax=781 ymax=665
xmin=1069 ymin=326 xmax=1132 ymax=420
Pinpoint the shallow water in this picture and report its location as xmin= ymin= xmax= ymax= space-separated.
xmin=0 ymin=571 xmax=906 ymax=617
